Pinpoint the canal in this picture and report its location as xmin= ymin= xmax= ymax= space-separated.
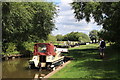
xmin=2 ymin=57 xmax=50 ymax=78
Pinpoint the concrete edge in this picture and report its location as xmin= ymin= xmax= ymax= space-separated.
xmin=43 ymin=61 xmax=71 ymax=79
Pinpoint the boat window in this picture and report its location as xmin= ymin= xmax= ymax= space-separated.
xmin=38 ymin=44 xmax=47 ymax=53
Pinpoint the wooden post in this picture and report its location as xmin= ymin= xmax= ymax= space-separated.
xmin=5 ymin=57 xmax=8 ymax=60
xmin=33 ymin=73 xmax=39 ymax=80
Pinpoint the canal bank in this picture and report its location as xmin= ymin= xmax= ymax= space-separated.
xmin=2 ymin=54 xmax=23 ymax=61
xmin=43 ymin=61 xmax=71 ymax=78
xmin=49 ymin=44 xmax=120 ymax=79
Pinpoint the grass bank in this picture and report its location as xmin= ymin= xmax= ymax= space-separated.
xmin=50 ymin=44 xmax=120 ymax=79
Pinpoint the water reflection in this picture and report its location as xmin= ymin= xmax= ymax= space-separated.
xmin=2 ymin=58 xmax=49 ymax=78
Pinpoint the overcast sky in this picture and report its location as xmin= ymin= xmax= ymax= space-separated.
xmin=51 ymin=0 xmax=102 ymax=36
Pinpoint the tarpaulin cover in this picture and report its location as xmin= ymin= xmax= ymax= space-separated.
xmin=33 ymin=43 xmax=56 ymax=56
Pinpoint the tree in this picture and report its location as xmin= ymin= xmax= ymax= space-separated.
xmin=78 ymin=33 xmax=90 ymax=43
xmin=63 ymin=32 xmax=80 ymax=41
xmin=71 ymin=2 xmax=120 ymax=43
xmin=2 ymin=2 xmax=57 ymax=43
xmin=89 ymin=30 xmax=99 ymax=43
xmin=46 ymin=34 xmax=57 ymax=43
xmin=63 ymin=32 xmax=90 ymax=42
xmin=31 ymin=2 xmax=57 ymax=41
xmin=56 ymin=34 xmax=63 ymax=41
xmin=2 ymin=2 xmax=57 ymax=54
xmin=98 ymin=29 xmax=113 ymax=42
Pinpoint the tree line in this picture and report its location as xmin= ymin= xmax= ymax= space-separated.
xmin=56 ymin=32 xmax=90 ymax=43
xmin=56 ymin=30 xmax=99 ymax=43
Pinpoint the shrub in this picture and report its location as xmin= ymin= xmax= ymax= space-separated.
xmin=2 ymin=42 xmax=19 ymax=55
xmin=6 ymin=43 xmax=16 ymax=53
xmin=22 ymin=42 xmax=34 ymax=52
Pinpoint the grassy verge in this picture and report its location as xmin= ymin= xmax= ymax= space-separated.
xmin=50 ymin=44 xmax=120 ymax=79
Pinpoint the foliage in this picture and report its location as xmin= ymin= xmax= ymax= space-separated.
xmin=78 ymin=32 xmax=90 ymax=42
xmin=22 ymin=42 xmax=34 ymax=52
xmin=71 ymin=2 xmax=120 ymax=43
xmin=89 ymin=30 xmax=99 ymax=43
xmin=6 ymin=43 xmax=16 ymax=53
xmin=2 ymin=2 xmax=57 ymax=55
xmin=46 ymin=34 xmax=57 ymax=43
xmin=2 ymin=2 xmax=57 ymax=43
xmin=56 ymin=34 xmax=64 ymax=41
xmin=2 ymin=42 xmax=19 ymax=55
xmin=63 ymin=32 xmax=90 ymax=42
xmin=16 ymin=42 xmax=34 ymax=56
xmin=31 ymin=2 xmax=57 ymax=41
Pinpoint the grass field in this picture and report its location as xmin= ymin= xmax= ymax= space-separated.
xmin=50 ymin=44 xmax=120 ymax=79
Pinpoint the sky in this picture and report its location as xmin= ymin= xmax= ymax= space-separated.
xmin=51 ymin=0 xmax=102 ymax=36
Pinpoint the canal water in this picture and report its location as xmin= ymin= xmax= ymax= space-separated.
xmin=2 ymin=57 xmax=50 ymax=78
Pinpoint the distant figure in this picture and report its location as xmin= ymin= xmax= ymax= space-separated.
xmin=99 ymin=38 xmax=106 ymax=59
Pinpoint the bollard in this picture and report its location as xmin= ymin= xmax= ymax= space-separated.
xmin=12 ymin=57 xmax=15 ymax=60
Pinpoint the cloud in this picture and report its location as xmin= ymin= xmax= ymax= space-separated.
xmin=52 ymin=0 xmax=102 ymax=36
xmin=61 ymin=0 xmax=73 ymax=3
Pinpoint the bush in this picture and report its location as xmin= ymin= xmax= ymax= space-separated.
xmin=22 ymin=42 xmax=34 ymax=52
xmin=6 ymin=43 xmax=16 ymax=53
xmin=2 ymin=42 xmax=35 ymax=56
xmin=2 ymin=42 xmax=19 ymax=55
xmin=16 ymin=42 xmax=35 ymax=56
